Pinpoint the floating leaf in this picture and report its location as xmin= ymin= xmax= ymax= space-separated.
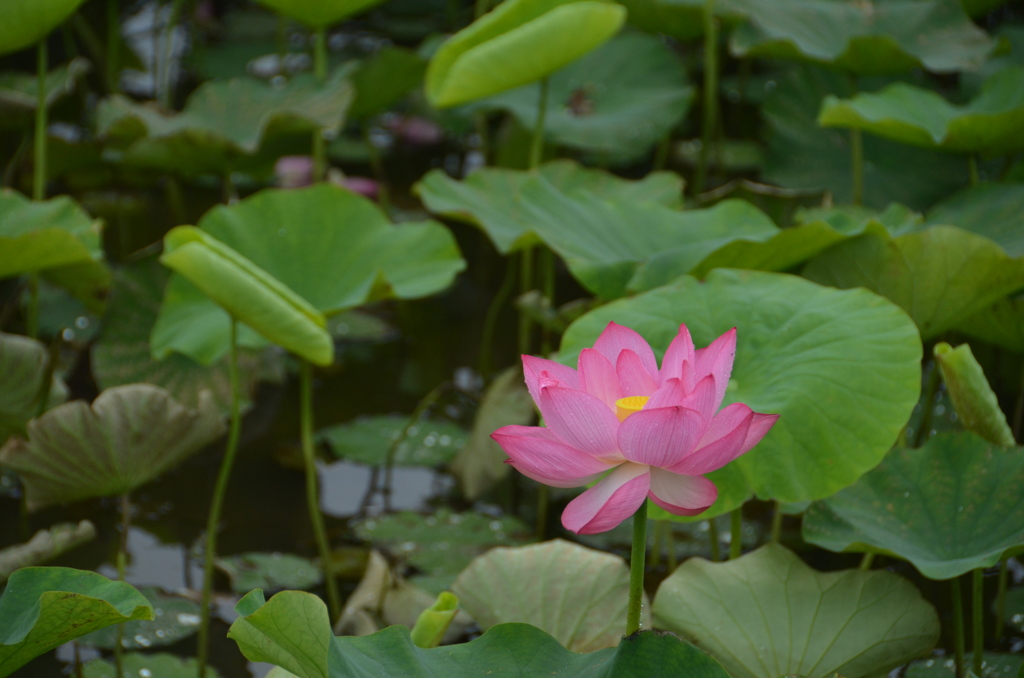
xmin=926 ymin=183 xmax=1024 ymax=258
xmin=652 ymin=544 xmax=940 ymax=678
xmin=819 ymin=67 xmax=1024 ymax=155
xmin=216 ymin=552 xmax=322 ymax=594
xmin=79 ymin=587 xmax=201 ymax=650
xmin=934 ymin=342 xmax=1014 ymax=447
xmin=426 ymin=0 xmax=626 ymax=108
xmin=84 ymin=652 xmax=221 ymax=678
xmin=560 ymin=269 xmax=921 ymax=515
xmin=0 ymin=384 xmax=226 ymax=511
xmin=254 ymin=0 xmax=386 ymax=28
xmin=802 ymin=432 xmax=1024 ymax=580
xmin=153 ymin=185 xmax=463 ymax=365
xmin=729 ymin=0 xmax=992 ymax=74
xmin=318 ymin=415 xmax=467 ymax=467
xmin=905 ymin=653 xmax=1023 ymax=678
xmin=0 ymin=521 xmax=95 ymax=583
xmin=0 ymin=0 xmax=88 ymax=55
xmin=453 ymin=539 xmax=647 ymax=652
xmin=0 ymin=57 xmax=89 ymax=127
xmin=0 ymin=567 xmax=152 ymax=677
xmin=803 ymin=225 xmax=1024 ymax=341
xmin=449 ymin=367 xmax=535 ymax=500
xmin=416 ymin=159 xmax=682 ymax=253
xmin=97 ymin=69 xmax=353 ymax=177
xmin=0 ymin=332 xmax=65 ymax=444
xmin=92 ymin=260 xmax=274 ymax=416
xmin=0 ymin=190 xmax=108 ymax=310
xmin=482 ymin=32 xmax=694 ymax=161
xmin=231 ymin=588 xmax=732 ymax=678
xmin=351 ymin=509 xmax=530 ymax=579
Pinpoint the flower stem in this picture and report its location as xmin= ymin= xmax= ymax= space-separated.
xmin=859 ymin=552 xmax=875 ymax=570
xmin=518 ymin=249 xmax=534 ymax=354
xmin=770 ymin=500 xmax=783 ymax=543
xmin=729 ymin=508 xmax=742 ymax=559
xmin=115 ymin=493 xmax=131 ymax=677
xmin=952 ymin=576 xmax=966 ymax=678
xmin=197 ymin=319 xmax=241 ymax=678
xmin=972 ymin=569 xmax=984 ymax=676
xmin=996 ymin=559 xmax=1008 ymax=641
xmin=300 ymin=360 xmax=341 ymax=623
xmin=695 ymin=0 xmax=717 ymax=195
xmin=34 ymin=39 xmax=48 ymax=201
xmin=626 ymin=500 xmax=648 ymax=635
xmin=479 ymin=255 xmax=517 ymax=378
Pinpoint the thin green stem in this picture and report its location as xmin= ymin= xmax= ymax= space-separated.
xmin=34 ymin=39 xmax=48 ymax=201
xmin=312 ymin=27 xmax=328 ymax=181
xmin=695 ymin=0 xmax=717 ymax=195
xmin=914 ymin=362 xmax=941 ymax=447
xmin=383 ymin=384 xmax=446 ymax=510
xmin=363 ymin=125 xmax=391 ymax=212
xmin=158 ymin=0 xmax=186 ymax=108
xmin=26 ymin=274 xmax=39 ymax=340
xmin=973 ymin=569 xmax=984 ymax=676
xmin=729 ymin=508 xmax=742 ymax=560
xmin=850 ymin=128 xmax=863 ymax=205
xmin=115 ymin=493 xmax=131 ymax=677
xmin=300 ymin=360 xmax=341 ymax=623
xmin=529 ymin=77 xmax=549 ymax=171
xmin=666 ymin=525 xmax=677 ymax=572
xmin=626 ymin=501 xmax=648 ymax=635
xmin=770 ymin=501 xmax=783 ymax=543
xmin=968 ymin=155 xmax=980 ymax=186
xmin=474 ymin=112 xmax=491 ymax=166
xmin=996 ymin=559 xmax=1008 ymax=641
xmin=197 ymin=321 xmax=241 ymax=678
xmin=479 ymin=256 xmax=517 ymax=377
xmin=952 ymin=577 xmax=966 ymax=678
xmin=539 ymin=247 xmax=555 ymax=356
xmin=107 ymin=0 xmax=120 ymax=92
xmin=707 ymin=519 xmax=720 ymax=561
xmin=859 ymin=552 xmax=875 ymax=570
xmin=518 ymin=249 xmax=534 ymax=355
xmin=536 ymin=485 xmax=549 ymax=540
xmin=649 ymin=521 xmax=664 ymax=570
xmin=653 ymin=133 xmax=671 ymax=171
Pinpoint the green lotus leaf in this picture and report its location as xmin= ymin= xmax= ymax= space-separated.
xmin=0 ymin=190 xmax=108 ymax=310
xmin=803 ymin=225 xmax=1024 ymax=341
xmin=818 ymin=67 xmax=1024 ymax=155
xmin=954 ymin=294 xmax=1024 ymax=352
xmin=560 ymin=269 xmax=922 ymax=514
xmin=160 ymin=225 xmax=334 ymax=366
xmin=453 ymin=539 xmax=648 ymax=652
xmin=0 ymin=384 xmax=226 ymax=511
xmin=762 ymin=65 xmax=968 ymax=209
xmin=416 ymin=159 xmax=682 ymax=253
xmin=97 ymin=69 xmax=353 ymax=177
xmin=318 ymin=414 xmax=467 ymax=467
xmin=652 ymin=544 xmax=940 ymax=678
xmin=0 ymin=0 xmax=88 ymax=55
xmin=925 ymin=183 xmax=1024 ymax=258
xmin=803 ymin=432 xmax=1024 ymax=580
xmin=0 ymin=567 xmax=152 ymax=677
xmin=0 ymin=332 xmax=66 ymax=445
xmin=83 ymin=653 xmax=221 ymax=678
xmin=481 ymin=32 xmax=694 ymax=161
xmin=934 ymin=342 xmax=1014 ymax=447
xmin=349 ymin=47 xmax=426 ymax=119
xmin=92 ymin=260 xmax=276 ymax=416
xmin=216 ymin=552 xmax=322 ymax=594
xmin=0 ymin=57 xmax=89 ymax=129
xmin=426 ymin=0 xmax=626 ymax=108
xmin=906 ymin=653 xmax=1023 ymax=678
xmin=152 ymin=185 xmax=463 ymax=365
xmin=79 ymin=587 xmax=201 ymax=650
xmin=254 ymin=0 xmax=386 ymax=28
xmin=795 ymin=202 xmax=923 ymax=235
xmin=615 ymin=0 xmax=746 ymax=41
xmin=729 ymin=0 xmax=993 ymax=75
xmin=0 ymin=521 xmax=95 ymax=583
xmin=230 ymin=588 xmax=732 ymax=678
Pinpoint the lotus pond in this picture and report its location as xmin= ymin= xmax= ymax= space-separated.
xmin=2 ymin=0 xmax=1024 ymax=676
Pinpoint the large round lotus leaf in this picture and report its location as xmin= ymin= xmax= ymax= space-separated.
xmin=0 ymin=521 xmax=94 ymax=583
xmin=481 ymin=32 xmax=694 ymax=161
xmin=728 ymin=0 xmax=993 ymax=74
xmin=416 ymin=159 xmax=682 ymax=253
xmin=79 ymin=587 xmax=201 ymax=650
xmin=0 ymin=190 xmax=108 ymax=310
xmin=819 ymin=67 xmax=1024 ymax=155
xmin=0 ymin=384 xmax=226 ymax=511
xmin=254 ymin=0 xmax=386 ymax=28
xmin=152 ymin=184 xmax=464 ymax=365
xmin=426 ymin=0 xmax=626 ymax=108
xmin=160 ymin=226 xmax=334 ymax=366
xmin=802 ymin=432 xmax=1024 ymax=580
xmin=229 ymin=589 xmax=732 ymax=678
xmin=0 ymin=0 xmax=88 ymax=55
xmin=803 ymin=225 xmax=1024 ymax=341
xmin=955 ymin=295 xmax=1024 ymax=352
xmin=97 ymin=69 xmax=353 ymax=178
xmin=92 ymin=260 xmax=275 ymax=417
xmin=763 ymin=65 xmax=969 ymax=210
xmin=84 ymin=653 xmax=221 ymax=678
xmin=0 ymin=567 xmax=152 ymax=677
xmin=318 ymin=415 xmax=467 ymax=467
xmin=925 ymin=183 xmax=1024 ymax=258
xmin=0 ymin=57 xmax=89 ymax=129
xmin=0 ymin=332 xmax=65 ymax=445
xmin=652 ymin=544 xmax=940 ymax=678
xmin=452 ymin=539 xmax=647 ymax=652
xmin=560 ymin=269 xmax=922 ymax=514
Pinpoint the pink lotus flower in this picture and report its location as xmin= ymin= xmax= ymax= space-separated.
xmin=492 ymin=322 xmax=779 ymax=534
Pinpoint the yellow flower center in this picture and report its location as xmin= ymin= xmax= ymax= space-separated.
xmin=615 ymin=396 xmax=649 ymax=422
